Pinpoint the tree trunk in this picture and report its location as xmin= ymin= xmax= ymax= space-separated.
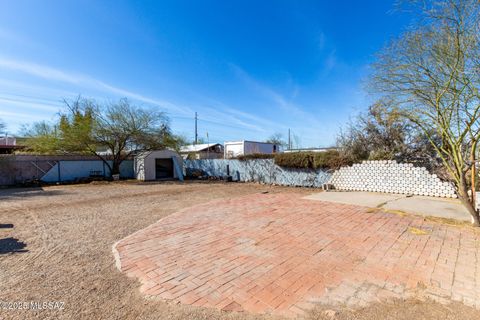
xmin=458 ymin=181 xmax=480 ymax=226
xmin=89 ymin=151 xmax=113 ymax=178
xmin=471 ymin=148 xmax=477 ymax=216
xmin=111 ymin=160 xmax=121 ymax=175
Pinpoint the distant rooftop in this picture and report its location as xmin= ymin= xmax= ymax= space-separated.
xmin=180 ymin=143 xmax=222 ymax=153
xmin=0 ymin=136 xmax=16 ymax=146
xmin=284 ymin=147 xmax=338 ymax=153
xmin=224 ymin=140 xmax=278 ymax=145
xmin=0 ymin=136 xmax=23 ymax=154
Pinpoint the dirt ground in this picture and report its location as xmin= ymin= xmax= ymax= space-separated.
xmin=0 ymin=181 xmax=479 ymax=320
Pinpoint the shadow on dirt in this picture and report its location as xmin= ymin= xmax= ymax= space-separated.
xmin=0 ymin=187 xmax=69 ymax=200
xmin=0 ymin=237 xmax=28 ymax=254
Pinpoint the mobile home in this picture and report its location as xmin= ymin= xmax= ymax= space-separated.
xmin=224 ymin=140 xmax=279 ymax=159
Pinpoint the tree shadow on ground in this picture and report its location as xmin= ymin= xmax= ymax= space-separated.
xmin=0 ymin=237 xmax=28 ymax=254
xmin=0 ymin=187 xmax=69 ymax=200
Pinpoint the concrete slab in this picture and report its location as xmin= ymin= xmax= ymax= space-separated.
xmin=384 ymin=195 xmax=470 ymax=222
xmin=303 ymin=191 xmax=406 ymax=208
xmin=304 ymin=191 xmax=471 ymax=222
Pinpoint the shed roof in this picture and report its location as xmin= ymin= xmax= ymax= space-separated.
xmin=134 ymin=149 xmax=180 ymax=160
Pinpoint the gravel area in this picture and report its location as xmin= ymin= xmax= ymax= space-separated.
xmin=0 ymin=181 xmax=479 ymax=320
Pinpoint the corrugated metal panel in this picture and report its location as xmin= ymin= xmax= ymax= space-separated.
xmin=41 ymin=160 xmax=134 ymax=182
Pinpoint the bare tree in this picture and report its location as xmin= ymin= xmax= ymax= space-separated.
xmin=266 ymin=132 xmax=287 ymax=149
xmin=337 ymin=100 xmax=437 ymax=163
xmin=22 ymin=121 xmax=62 ymax=153
xmin=25 ymin=97 xmax=183 ymax=176
xmin=371 ymin=0 xmax=480 ymax=225
xmin=291 ymin=133 xmax=301 ymax=150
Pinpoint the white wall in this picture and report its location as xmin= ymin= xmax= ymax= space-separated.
xmin=329 ymin=160 xmax=457 ymax=198
xmin=224 ymin=142 xmax=244 ymax=159
xmin=134 ymin=157 xmax=145 ymax=181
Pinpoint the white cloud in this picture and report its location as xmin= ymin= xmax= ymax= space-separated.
xmin=193 ymin=97 xmax=287 ymax=133
xmin=0 ymin=110 xmax=50 ymax=121
xmin=228 ymin=64 xmax=341 ymax=146
xmin=0 ymin=58 xmax=83 ymax=84
xmin=0 ymin=78 xmax=76 ymax=100
xmin=223 ymin=106 xmax=284 ymax=130
xmin=324 ymin=49 xmax=337 ymax=73
xmin=0 ymin=57 xmax=192 ymax=115
xmin=0 ymin=57 xmax=291 ymax=140
xmin=0 ymin=57 xmax=344 ymax=145
xmin=230 ymin=64 xmax=323 ymax=125
xmin=317 ymin=31 xmax=326 ymax=51
xmin=199 ymin=106 xmax=266 ymax=133
xmin=0 ymin=96 xmax=61 ymax=113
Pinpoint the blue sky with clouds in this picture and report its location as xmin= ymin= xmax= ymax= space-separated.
xmin=0 ymin=0 xmax=412 ymax=146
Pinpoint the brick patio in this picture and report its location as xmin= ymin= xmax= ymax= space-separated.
xmin=113 ymin=193 xmax=480 ymax=318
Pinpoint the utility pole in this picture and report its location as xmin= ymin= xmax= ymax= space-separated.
xmin=206 ymin=131 xmax=209 ymax=159
xmin=194 ymin=112 xmax=198 ymax=145
xmin=288 ymin=128 xmax=291 ymax=150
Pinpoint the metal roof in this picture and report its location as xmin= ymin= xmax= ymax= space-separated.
xmin=224 ymin=140 xmax=277 ymax=145
xmin=179 ymin=143 xmax=222 ymax=153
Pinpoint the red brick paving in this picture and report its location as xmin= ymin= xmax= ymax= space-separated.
xmin=113 ymin=193 xmax=480 ymax=317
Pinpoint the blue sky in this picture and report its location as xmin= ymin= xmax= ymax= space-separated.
xmin=0 ymin=0 xmax=412 ymax=147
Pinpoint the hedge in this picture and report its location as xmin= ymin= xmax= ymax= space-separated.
xmin=274 ymin=150 xmax=349 ymax=170
xmin=313 ymin=150 xmax=341 ymax=169
xmin=274 ymin=152 xmax=313 ymax=168
xmin=235 ymin=153 xmax=275 ymax=161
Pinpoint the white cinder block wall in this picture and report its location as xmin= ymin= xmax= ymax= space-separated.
xmin=329 ymin=160 xmax=457 ymax=198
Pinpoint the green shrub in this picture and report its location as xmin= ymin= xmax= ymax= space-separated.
xmin=274 ymin=150 xmax=352 ymax=170
xmin=185 ymin=152 xmax=198 ymax=160
xmin=313 ymin=152 xmax=327 ymax=169
xmin=236 ymin=153 xmax=275 ymax=161
xmin=368 ymin=149 xmax=395 ymax=161
xmin=313 ymin=150 xmax=354 ymax=169
xmin=274 ymin=152 xmax=314 ymax=169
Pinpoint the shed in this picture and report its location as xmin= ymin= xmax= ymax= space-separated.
xmin=134 ymin=150 xmax=184 ymax=181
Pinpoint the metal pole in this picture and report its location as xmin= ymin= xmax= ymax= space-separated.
xmin=57 ymin=161 xmax=61 ymax=183
xmin=288 ymin=129 xmax=291 ymax=150
xmin=195 ymin=112 xmax=198 ymax=145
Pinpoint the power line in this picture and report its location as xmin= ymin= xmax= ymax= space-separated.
xmin=170 ymin=114 xmax=262 ymax=132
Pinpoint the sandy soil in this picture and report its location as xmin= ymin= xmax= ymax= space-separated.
xmin=0 ymin=181 xmax=479 ymax=320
